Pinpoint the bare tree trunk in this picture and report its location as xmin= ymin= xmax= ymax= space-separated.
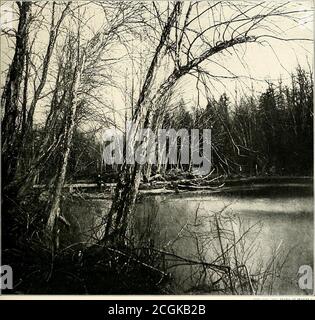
xmin=25 ymin=2 xmax=70 ymax=132
xmin=1 ymin=2 xmax=32 ymax=188
xmin=103 ymin=3 xmax=183 ymax=243
xmin=16 ymin=61 xmax=67 ymax=196
xmin=46 ymin=52 xmax=85 ymax=237
xmin=104 ymin=69 xmax=182 ymax=243
xmin=18 ymin=2 xmax=70 ymax=178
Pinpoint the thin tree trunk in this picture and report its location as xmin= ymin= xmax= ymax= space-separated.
xmin=46 ymin=53 xmax=85 ymax=237
xmin=104 ymin=70 xmax=182 ymax=243
xmin=16 ymin=63 xmax=66 ymax=196
xmin=103 ymin=2 xmax=183 ymax=243
xmin=19 ymin=3 xmax=71 ymax=179
xmin=25 ymin=2 xmax=70 ymax=132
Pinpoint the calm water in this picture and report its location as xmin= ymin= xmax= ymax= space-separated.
xmin=64 ymin=182 xmax=313 ymax=295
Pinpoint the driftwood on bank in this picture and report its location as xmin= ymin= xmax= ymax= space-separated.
xmin=33 ymin=176 xmax=224 ymax=193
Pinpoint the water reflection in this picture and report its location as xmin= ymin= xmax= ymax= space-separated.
xmin=65 ymin=184 xmax=313 ymax=295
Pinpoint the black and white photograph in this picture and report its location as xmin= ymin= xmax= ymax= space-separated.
xmin=0 ymin=0 xmax=314 ymax=296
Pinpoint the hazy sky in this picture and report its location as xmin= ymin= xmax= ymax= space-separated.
xmin=0 ymin=1 xmax=314 ymax=129
xmin=109 ymin=0 xmax=314 ymax=125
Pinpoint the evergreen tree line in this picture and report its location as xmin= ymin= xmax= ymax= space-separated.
xmin=163 ymin=66 xmax=313 ymax=177
xmin=36 ymin=66 xmax=313 ymax=182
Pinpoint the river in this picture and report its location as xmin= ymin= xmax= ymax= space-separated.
xmin=64 ymin=180 xmax=313 ymax=295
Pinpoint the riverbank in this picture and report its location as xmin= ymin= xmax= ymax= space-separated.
xmin=66 ymin=176 xmax=313 ymax=200
xmin=3 ymin=176 xmax=313 ymax=294
xmin=62 ymin=179 xmax=313 ymax=294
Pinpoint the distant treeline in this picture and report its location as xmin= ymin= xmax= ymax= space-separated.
xmin=162 ymin=66 xmax=313 ymax=176
xmin=37 ymin=66 xmax=313 ymax=182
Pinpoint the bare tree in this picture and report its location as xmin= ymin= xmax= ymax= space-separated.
xmin=103 ymin=1 xmax=312 ymax=243
xmin=46 ymin=32 xmax=85 ymax=237
xmin=19 ymin=2 xmax=71 ymax=163
xmin=1 ymin=1 xmax=32 ymax=188
xmin=42 ymin=2 xmax=147 ymax=240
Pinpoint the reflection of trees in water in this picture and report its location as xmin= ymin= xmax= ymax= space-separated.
xmin=131 ymin=198 xmax=291 ymax=294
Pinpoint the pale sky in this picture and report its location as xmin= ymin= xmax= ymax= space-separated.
xmin=0 ymin=0 xmax=314 ymax=130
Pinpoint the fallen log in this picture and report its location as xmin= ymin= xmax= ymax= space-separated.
xmin=177 ymin=183 xmax=225 ymax=190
